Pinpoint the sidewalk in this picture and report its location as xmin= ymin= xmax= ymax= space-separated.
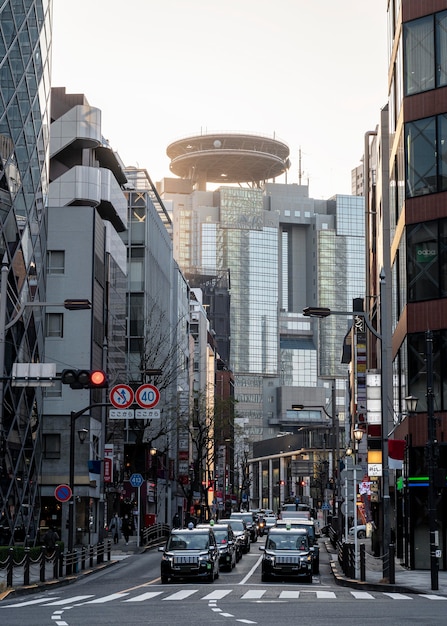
xmin=0 ymin=534 xmax=145 ymax=601
xmin=325 ymin=538 xmax=447 ymax=596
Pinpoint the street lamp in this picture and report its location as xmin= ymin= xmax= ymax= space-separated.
xmin=304 ymin=270 xmax=393 ymax=581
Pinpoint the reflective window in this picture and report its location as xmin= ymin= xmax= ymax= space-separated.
xmin=404 ymin=15 xmax=434 ymax=95
xmin=405 ymin=116 xmax=436 ymax=197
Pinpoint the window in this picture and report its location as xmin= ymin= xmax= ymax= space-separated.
xmin=45 ymin=313 xmax=63 ymax=338
xmin=405 ymin=116 xmax=436 ymax=197
xmin=47 ymin=250 xmax=65 ymax=274
xmin=43 ymin=433 xmax=61 ymax=459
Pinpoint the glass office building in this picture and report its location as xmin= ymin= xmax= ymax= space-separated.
xmin=0 ymin=1 xmax=52 ymax=542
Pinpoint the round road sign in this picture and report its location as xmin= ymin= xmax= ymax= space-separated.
xmin=55 ymin=484 xmax=72 ymax=502
xmin=135 ymin=384 xmax=160 ymax=409
xmin=110 ymin=384 xmax=134 ymax=409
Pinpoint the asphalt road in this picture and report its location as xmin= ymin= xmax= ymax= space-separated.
xmin=1 ymin=536 xmax=446 ymax=626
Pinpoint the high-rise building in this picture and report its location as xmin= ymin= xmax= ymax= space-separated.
xmin=0 ymin=1 xmax=52 ymax=543
xmin=159 ymin=133 xmax=365 ymax=464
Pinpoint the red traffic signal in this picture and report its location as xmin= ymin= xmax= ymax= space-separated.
xmin=61 ymin=369 xmax=108 ymax=389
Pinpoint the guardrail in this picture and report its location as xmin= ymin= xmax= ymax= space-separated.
xmin=0 ymin=523 xmax=172 ymax=590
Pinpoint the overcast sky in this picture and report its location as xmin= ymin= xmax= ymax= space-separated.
xmin=51 ymin=1 xmax=388 ymax=199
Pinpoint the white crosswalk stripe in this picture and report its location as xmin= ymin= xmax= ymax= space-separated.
xmin=3 ymin=587 xmax=447 ymax=607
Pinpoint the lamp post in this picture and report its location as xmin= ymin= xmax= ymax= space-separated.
xmin=425 ymin=330 xmax=439 ymax=591
xmin=304 ymin=270 xmax=393 ymax=580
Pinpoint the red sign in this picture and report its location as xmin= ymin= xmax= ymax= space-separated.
xmin=109 ymin=384 xmax=134 ymax=409
xmin=55 ymin=484 xmax=72 ymax=502
xmin=104 ymin=457 xmax=112 ymax=483
xmin=135 ymin=384 xmax=160 ymax=409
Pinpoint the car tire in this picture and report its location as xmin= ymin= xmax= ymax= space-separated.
xmin=161 ymin=575 xmax=169 ymax=584
xmin=358 ymin=530 xmax=366 ymax=539
xmin=313 ymin=559 xmax=319 ymax=574
xmin=305 ymin=573 xmax=312 ymax=583
xmin=261 ymin=572 xmax=270 ymax=583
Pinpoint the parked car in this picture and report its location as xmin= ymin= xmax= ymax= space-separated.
xmin=197 ymin=522 xmax=237 ymax=571
xmin=230 ymin=512 xmax=258 ymax=542
xmin=348 ymin=524 xmax=367 ymax=539
xmin=219 ymin=517 xmax=250 ymax=556
xmin=159 ymin=526 xmax=219 ymax=583
xmin=259 ymin=527 xmax=314 ymax=583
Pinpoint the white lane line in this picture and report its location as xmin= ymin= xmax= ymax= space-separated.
xmin=351 ymin=591 xmax=375 ymax=599
xmin=241 ymin=589 xmax=266 ymax=599
xmin=203 ymin=589 xmax=233 ymax=600
xmin=162 ymin=589 xmax=198 ymax=600
xmin=236 ymin=620 xmax=257 ymax=624
xmin=122 ymin=591 xmax=163 ymax=602
xmin=419 ymin=594 xmax=447 ymax=600
xmin=44 ymin=595 xmax=94 ymax=605
xmin=383 ymin=592 xmax=413 ymax=600
xmin=85 ymin=592 xmax=130 ymax=603
xmin=239 ymin=554 xmax=263 ymax=585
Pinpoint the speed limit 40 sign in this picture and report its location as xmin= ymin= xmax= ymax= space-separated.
xmin=135 ymin=384 xmax=160 ymax=409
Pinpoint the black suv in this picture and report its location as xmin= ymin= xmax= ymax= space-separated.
xmin=159 ymin=527 xmax=219 ymax=583
xmin=276 ymin=519 xmax=320 ymax=573
xmin=230 ymin=512 xmax=258 ymax=542
xmin=219 ymin=517 xmax=250 ymax=557
xmin=197 ymin=523 xmax=237 ymax=571
xmin=260 ymin=527 xmax=314 ymax=583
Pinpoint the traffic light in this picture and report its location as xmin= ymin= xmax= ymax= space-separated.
xmin=61 ymin=369 xmax=108 ymax=389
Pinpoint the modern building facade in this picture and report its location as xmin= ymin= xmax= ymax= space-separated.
xmin=159 ymin=133 xmax=366 ymax=511
xmin=0 ymin=0 xmax=52 ymax=544
xmin=42 ymin=87 xmax=128 ymax=546
xmin=383 ymin=1 xmax=447 ymax=571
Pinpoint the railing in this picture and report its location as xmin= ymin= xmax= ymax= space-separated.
xmin=140 ymin=523 xmax=170 ymax=548
xmin=0 ymin=523 xmax=172 ymax=590
xmin=0 ymin=540 xmax=112 ymax=589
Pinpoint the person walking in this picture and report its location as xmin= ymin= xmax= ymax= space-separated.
xmin=109 ymin=513 xmax=122 ymax=544
xmin=122 ymin=514 xmax=132 ymax=545
xmin=43 ymin=526 xmax=59 ymax=554
xmin=172 ymin=512 xmax=180 ymax=528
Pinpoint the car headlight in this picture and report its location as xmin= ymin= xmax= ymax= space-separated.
xmin=161 ymin=553 xmax=173 ymax=563
xmin=264 ymin=552 xmax=275 ymax=564
xmin=198 ymin=553 xmax=209 ymax=562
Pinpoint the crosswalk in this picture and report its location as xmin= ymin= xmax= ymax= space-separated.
xmin=2 ymin=588 xmax=447 ymax=607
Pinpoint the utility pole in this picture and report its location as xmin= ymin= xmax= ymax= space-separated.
xmin=426 ymin=330 xmax=439 ymax=591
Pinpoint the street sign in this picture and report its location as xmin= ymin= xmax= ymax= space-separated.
xmin=135 ymin=384 xmax=160 ymax=409
xmin=110 ymin=384 xmax=134 ymax=409
xmin=109 ymin=409 xmax=135 ymax=420
xmin=136 ymin=408 xmax=160 ymax=420
xmin=55 ymin=484 xmax=72 ymax=502
xmin=130 ymin=473 xmax=144 ymax=488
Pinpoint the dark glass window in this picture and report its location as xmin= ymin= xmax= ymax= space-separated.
xmin=408 ymin=331 xmax=445 ymax=411
xmin=407 ymin=221 xmax=439 ymax=301
xmin=405 ymin=117 xmax=436 ymax=197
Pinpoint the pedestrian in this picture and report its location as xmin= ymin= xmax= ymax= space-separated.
xmin=172 ymin=512 xmax=180 ymax=528
xmin=43 ymin=525 xmax=59 ymax=554
xmin=109 ymin=513 xmax=122 ymax=544
xmin=122 ymin=514 xmax=132 ymax=545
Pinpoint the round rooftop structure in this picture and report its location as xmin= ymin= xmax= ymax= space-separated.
xmin=166 ymin=132 xmax=290 ymax=186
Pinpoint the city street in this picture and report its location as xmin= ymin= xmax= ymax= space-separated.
xmin=1 ymin=537 xmax=446 ymax=626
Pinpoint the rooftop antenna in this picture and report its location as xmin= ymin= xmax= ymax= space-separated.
xmin=298 ymin=147 xmax=302 ymax=185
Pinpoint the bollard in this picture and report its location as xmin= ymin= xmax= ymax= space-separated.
xmin=89 ymin=544 xmax=94 ymax=568
xmin=81 ymin=546 xmax=86 ymax=570
xmin=6 ymin=547 xmax=13 ymax=588
xmin=24 ymin=547 xmax=30 ymax=586
xmin=389 ymin=543 xmax=395 ymax=584
xmin=360 ymin=543 xmax=366 ymax=581
xmin=40 ymin=546 xmax=46 ymax=582
xmin=53 ymin=545 xmax=60 ymax=579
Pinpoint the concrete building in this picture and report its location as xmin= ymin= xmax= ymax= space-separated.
xmin=0 ymin=1 xmax=52 ymax=544
xmin=42 ymin=87 xmax=128 ymax=546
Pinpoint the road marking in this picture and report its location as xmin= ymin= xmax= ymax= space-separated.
xmin=315 ymin=591 xmax=336 ymax=599
xmin=279 ymin=590 xmax=300 ymax=599
xmin=420 ymin=594 xmax=447 ymax=600
xmin=44 ymin=595 xmax=94 ymax=605
xmin=241 ymin=590 xmax=266 ymax=599
xmin=383 ymin=593 xmax=413 ymax=600
xmin=162 ymin=589 xmax=198 ymax=600
xmin=239 ymin=554 xmax=263 ymax=584
xmin=351 ymin=591 xmax=375 ymax=599
xmin=1 ymin=597 xmax=61 ymax=608
xmin=86 ymin=593 xmax=130 ymax=603
xmin=203 ymin=589 xmax=233 ymax=600
xmin=123 ymin=592 xmax=163 ymax=601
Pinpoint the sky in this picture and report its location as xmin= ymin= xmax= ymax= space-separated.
xmin=51 ymin=1 xmax=388 ymax=200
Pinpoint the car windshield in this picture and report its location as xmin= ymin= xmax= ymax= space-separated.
xmin=167 ymin=533 xmax=209 ymax=551
xmin=213 ymin=530 xmax=229 ymax=543
xmin=232 ymin=514 xmax=252 ymax=524
xmin=224 ymin=520 xmax=243 ymax=531
xmin=266 ymin=534 xmax=308 ymax=551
